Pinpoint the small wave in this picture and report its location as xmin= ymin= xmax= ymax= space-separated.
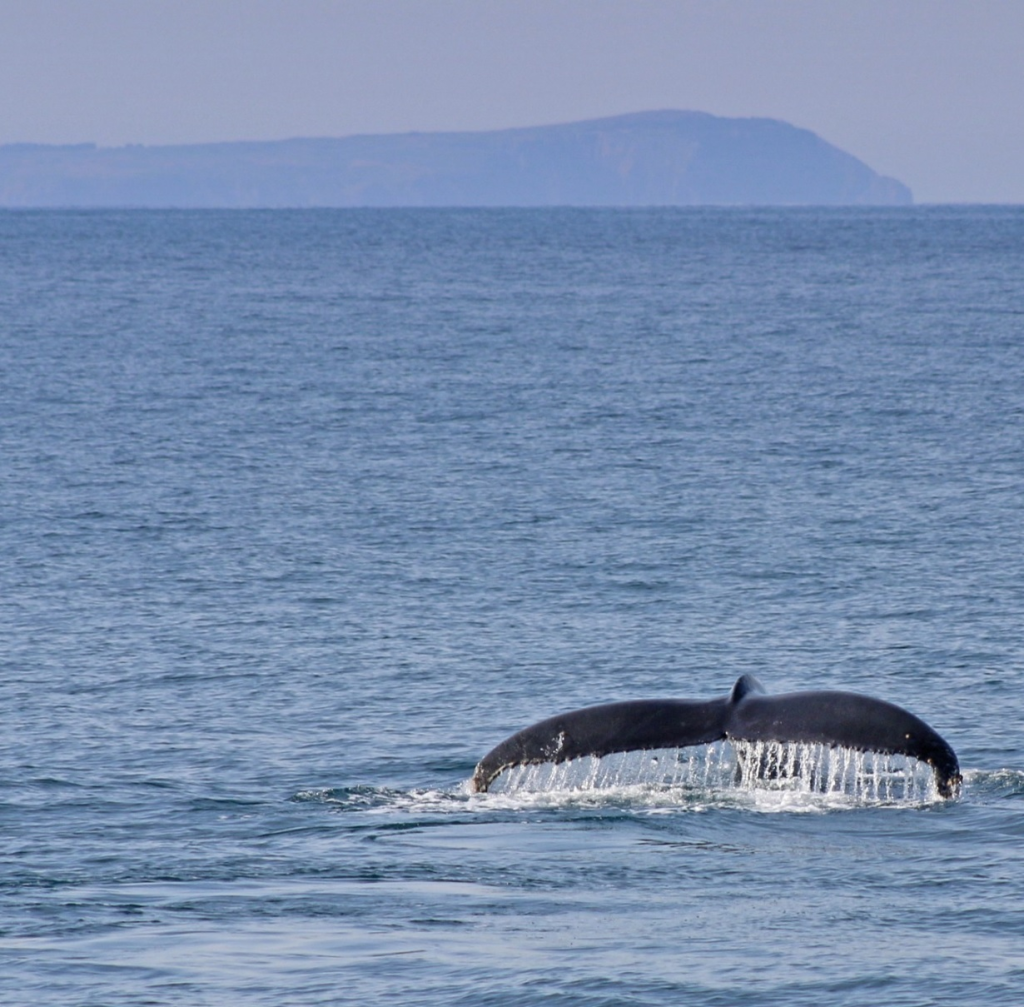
xmin=292 ymin=785 xmax=467 ymax=815
xmin=960 ymin=767 xmax=1024 ymax=800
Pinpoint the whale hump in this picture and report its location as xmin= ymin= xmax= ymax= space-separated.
xmin=471 ymin=677 xmax=961 ymax=798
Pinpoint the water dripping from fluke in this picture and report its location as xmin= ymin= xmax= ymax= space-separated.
xmin=477 ymin=740 xmax=944 ymax=808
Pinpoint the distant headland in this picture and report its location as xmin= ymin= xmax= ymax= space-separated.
xmin=0 ymin=111 xmax=911 ymax=208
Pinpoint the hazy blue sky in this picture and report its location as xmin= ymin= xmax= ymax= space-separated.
xmin=2 ymin=0 xmax=1021 ymax=202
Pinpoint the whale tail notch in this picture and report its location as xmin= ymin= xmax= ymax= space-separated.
xmin=471 ymin=677 xmax=961 ymax=799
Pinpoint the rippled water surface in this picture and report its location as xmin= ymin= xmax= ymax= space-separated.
xmin=2 ymin=208 xmax=1023 ymax=1005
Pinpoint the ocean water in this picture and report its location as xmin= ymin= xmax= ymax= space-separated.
xmin=1 ymin=207 xmax=1022 ymax=1005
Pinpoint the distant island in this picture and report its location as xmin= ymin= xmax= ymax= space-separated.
xmin=0 ymin=111 xmax=911 ymax=208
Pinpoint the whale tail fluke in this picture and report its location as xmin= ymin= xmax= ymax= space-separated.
xmin=472 ymin=677 xmax=961 ymax=799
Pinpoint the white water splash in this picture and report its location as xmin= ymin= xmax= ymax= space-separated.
xmin=483 ymin=740 xmax=941 ymax=807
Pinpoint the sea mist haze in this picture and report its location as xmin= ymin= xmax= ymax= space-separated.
xmin=1 ymin=207 xmax=1022 ymax=1004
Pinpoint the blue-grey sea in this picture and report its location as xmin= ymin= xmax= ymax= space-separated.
xmin=2 ymin=207 xmax=1023 ymax=1006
